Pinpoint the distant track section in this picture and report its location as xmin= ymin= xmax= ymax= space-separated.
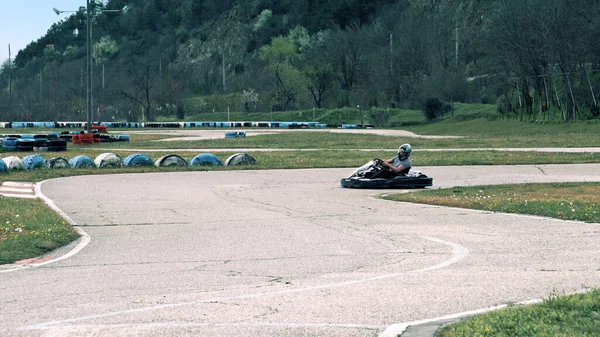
xmin=0 ymin=121 xmax=374 ymax=129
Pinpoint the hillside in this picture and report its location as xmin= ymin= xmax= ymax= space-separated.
xmin=0 ymin=0 xmax=599 ymax=124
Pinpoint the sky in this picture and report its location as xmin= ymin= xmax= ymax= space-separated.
xmin=0 ymin=0 xmax=87 ymax=64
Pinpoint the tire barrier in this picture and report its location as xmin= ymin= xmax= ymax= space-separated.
xmin=2 ymin=156 xmax=24 ymax=170
xmin=118 ymin=135 xmax=130 ymax=142
xmin=79 ymin=133 xmax=94 ymax=145
xmin=2 ymin=120 xmax=350 ymax=129
xmin=2 ymin=137 xmax=19 ymax=152
xmin=190 ymin=153 xmax=223 ymax=166
xmin=71 ymin=133 xmax=95 ymax=145
xmin=94 ymin=153 xmax=123 ymax=168
xmin=1 ymin=153 xmax=256 ymax=172
xmin=155 ymin=154 xmax=188 ymax=167
xmin=225 ymin=153 xmax=257 ymax=166
xmin=47 ymin=139 xmax=67 ymax=151
xmin=46 ymin=157 xmax=70 ymax=169
xmin=17 ymin=139 xmax=34 ymax=152
xmin=33 ymin=138 xmax=48 ymax=152
xmin=0 ymin=159 xmax=8 ymax=173
xmin=69 ymin=155 xmax=96 ymax=169
xmin=123 ymin=153 xmax=154 ymax=167
xmin=224 ymin=131 xmax=246 ymax=138
xmin=22 ymin=154 xmax=48 ymax=170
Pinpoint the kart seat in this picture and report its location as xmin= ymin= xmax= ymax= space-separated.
xmin=399 ymin=166 xmax=411 ymax=175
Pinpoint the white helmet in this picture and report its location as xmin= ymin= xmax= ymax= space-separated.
xmin=397 ymin=143 xmax=412 ymax=160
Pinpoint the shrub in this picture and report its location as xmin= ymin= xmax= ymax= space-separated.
xmin=422 ymin=97 xmax=450 ymax=121
xmin=369 ymin=108 xmax=389 ymax=127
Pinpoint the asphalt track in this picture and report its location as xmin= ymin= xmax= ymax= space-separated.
xmin=1 ymin=164 xmax=600 ymax=337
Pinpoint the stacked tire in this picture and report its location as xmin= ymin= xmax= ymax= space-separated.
xmin=47 ymin=139 xmax=67 ymax=151
xmin=2 ymin=137 xmax=19 ymax=152
xmin=17 ymin=139 xmax=34 ymax=152
xmin=33 ymin=135 xmax=48 ymax=152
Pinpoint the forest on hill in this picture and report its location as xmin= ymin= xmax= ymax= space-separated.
xmin=0 ymin=0 xmax=599 ymax=124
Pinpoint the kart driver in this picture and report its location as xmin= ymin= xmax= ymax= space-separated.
xmin=380 ymin=143 xmax=412 ymax=174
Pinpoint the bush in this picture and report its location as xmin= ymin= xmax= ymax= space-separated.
xmin=422 ymin=97 xmax=450 ymax=121
xmin=369 ymin=108 xmax=389 ymax=127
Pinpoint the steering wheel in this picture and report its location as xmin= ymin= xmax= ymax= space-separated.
xmin=373 ymin=158 xmax=385 ymax=168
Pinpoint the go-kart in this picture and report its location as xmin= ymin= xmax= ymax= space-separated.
xmin=340 ymin=158 xmax=433 ymax=189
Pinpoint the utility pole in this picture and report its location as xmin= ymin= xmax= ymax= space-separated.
xmin=86 ymin=0 xmax=93 ymax=131
xmin=222 ymin=49 xmax=226 ymax=93
xmin=8 ymin=44 xmax=12 ymax=119
xmin=389 ymin=32 xmax=393 ymax=75
xmin=455 ymin=25 xmax=459 ymax=68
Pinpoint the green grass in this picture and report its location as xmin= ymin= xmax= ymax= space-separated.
xmin=383 ymin=182 xmax=600 ymax=223
xmin=0 ymin=197 xmax=79 ymax=264
xmin=437 ymin=289 xmax=600 ymax=337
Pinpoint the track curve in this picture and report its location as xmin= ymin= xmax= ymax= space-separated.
xmin=1 ymin=164 xmax=599 ymax=337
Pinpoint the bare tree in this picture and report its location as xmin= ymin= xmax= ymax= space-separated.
xmin=121 ymin=64 xmax=154 ymax=122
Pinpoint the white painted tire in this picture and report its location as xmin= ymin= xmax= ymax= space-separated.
xmin=94 ymin=153 xmax=123 ymax=168
xmin=2 ymin=156 xmax=24 ymax=170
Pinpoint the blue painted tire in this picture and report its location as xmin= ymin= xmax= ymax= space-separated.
xmin=225 ymin=153 xmax=256 ymax=166
xmin=190 ymin=153 xmax=223 ymax=166
xmin=2 ymin=137 xmax=19 ymax=147
xmin=154 ymin=154 xmax=188 ymax=167
xmin=0 ymin=159 xmax=8 ymax=173
xmin=118 ymin=135 xmax=130 ymax=142
xmin=123 ymin=154 xmax=154 ymax=167
xmin=69 ymin=155 xmax=96 ymax=169
xmin=46 ymin=157 xmax=70 ymax=169
xmin=22 ymin=154 xmax=48 ymax=170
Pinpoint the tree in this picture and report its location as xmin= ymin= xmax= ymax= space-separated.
xmin=324 ymin=23 xmax=368 ymax=107
xmin=121 ymin=64 xmax=155 ymax=121
xmin=259 ymin=36 xmax=307 ymax=111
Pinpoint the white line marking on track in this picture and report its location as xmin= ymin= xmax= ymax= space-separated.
xmin=22 ymin=322 xmax=386 ymax=331
xmin=19 ymin=236 xmax=469 ymax=331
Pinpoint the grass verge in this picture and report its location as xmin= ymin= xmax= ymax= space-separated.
xmin=436 ymin=289 xmax=600 ymax=337
xmin=383 ymin=182 xmax=600 ymax=223
xmin=0 ymin=197 xmax=79 ymax=264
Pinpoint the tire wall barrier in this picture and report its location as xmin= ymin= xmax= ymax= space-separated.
xmin=0 ymin=159 xmax=8 ymax=173
xmin=190 ymin=153 xmax=223 ymax=166
xmin=69 ymin=155 xmax=95 ymax=169
xmin=1 ymin=153 xmax=255 ymax=172
xmin=123 ymin=154 xmax=154 ymax=167
xmin=46 ymin=157 xmax=70 ymax=169
xmin=155 ymin=154 xmax=188 ymax=167
xmin=225 ymin=153 xmax=257 ymax=166
xmin=2 ymin=120 xmax=351 ymax=129
xmin=94 ymin=153 xmax=123 ymax=168
xmin=2 ymin=156 xmax=24 ymax=170
xmin=22 ymin=154 xmax=48 ymax=170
